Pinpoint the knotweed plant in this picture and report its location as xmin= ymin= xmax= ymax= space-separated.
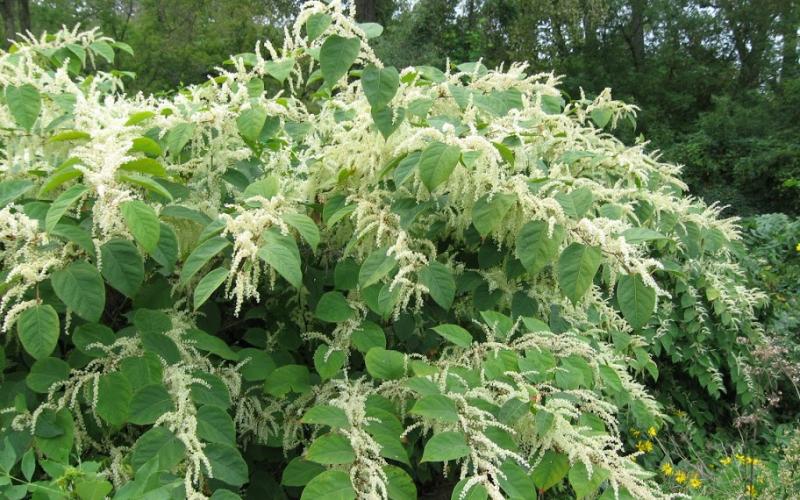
xmin=0 ymin=1 xmax=768 ymax=499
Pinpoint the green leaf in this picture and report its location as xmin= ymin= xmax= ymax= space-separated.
xmin=301 ymin=470 xmax=355 ymax=500
xmin=419 ymin=261 xmax=455 ymax=310
xmin=284 ymin=212 xmax=320 ymax=251
xmin=473 ymin=193 xmax=516 ymax=236
xmin=180 ymin=236 xmax=230 ymax=285
xmin=131 ymin=427 xmax=185 ymax=470
xmin=243 ymin=175 xmax=279 ymax=200
xmin=498 ymin=460 xmax=536 ymax=500
xmin=100 ymin=239 xmax=144 ymax=298
xmin=393 ymin=151 xmax=420 ymax=187
xmin=51 ymin=261 xmax=105 ymax=321
xmin=540 ymin=94 xmax=563 ymax=114
xmin=35 ymin=409 xmax=73 ymax=463
xmin=420 ymin=431 xmax=470 ymax=462
xmin=120 ymin=200 xmax=160 ymax=253
xmin=418 ymin=141 xmax=461 ymax=191
xmin=265 ymin=58 xmax=295 ymax=82
xmin=282 ymin=457 xmax=325 ymax=487
xmin=616 ymin=274 xmax=656 ymax=329
xmin=358 ymin=246 xmax=396 ymax=289
xmin=118 ymin=173 xmax=173 ymax=200
xmin=385 ymin=465 xmax=416 ymax=500
xmin=621 ymin=227 xmax=667 ymax=244
xmin=555 ymin=187 xmax=593 ymax=219
xmin=40 ymin=162 xmax=83 ymax=197
xmin=557 ymin=243 xmax=603 ymax=304
xmin=20 ymin=449 xmax=35 ymax=481
xmin=26 ymin=356 xmax=69 ymax=393
xmin=0 ymin=179 xmax=34 ymax=207
xmin=263 ymin=364 xmax=310 ymax=397
xmin=590 ymin=108 xmax=613 ymax=128
xmin=305 ymin=13 xmax=332 ymax=41
xmin=531 ymin=450 xmax=570 ymax=491
xmin=372 ymin=105 xmax=405 ymax=139
xmin=73 ymin=323 xmax=114 ymax=357
xmin=119 ymin=158 xmax=167 ymax=177
xmin=194 ymin=267 xmax=229 ymax=310
xmin=6 ymin=84 xmax=41 ymax=130
xmin=185 ymin=328 xmax=237 ymax=361
xmin=75 ymin=479 xmax=113 ymax=500
xmin=151 ymin=223 xmax=178 ymax=272
xmin=90 ymin=41 xmax=115 ymax=63
xmin=362 ymin=65 xmax=400 ymax=110
xmin=205 ymin=443 xmax=248 ymax=486
xmin=129 ymin=384 xmax=174 ymax=425
xmin=125 ymin=111 xmax=155 ymax=126
xmin=314 ymin=291 xmax=353 ymax=323
xmin=129 ymin=137 xmax=163 ymax=157
xmin=410 ymin=394 xmax=459 ymax=422
xmin=351 ymin=322 xmax=386 ymax=353
xmin=45 ymin=183 xmax=88 ymax=232
xmin=197 ymin=405 xmax=236 ymax=445
xmin=320 ymin=35 xmax=361 ymax=87
xmin=237 ymin=105 xmax=267 ymax=143
xmin=516 ymin=221 xmax=564 ymax=275
xmin=305 ymin=433 xmax=355 ymax=464
xmin=17 ymin=304 xmax=59 ymax=360
xmin=302 ymin=405 xmax=349 ymax=428
xmin=431 ymin=324 xmax=472 ymax=347
xmin=569 ymin=462 xmax=609 ymax=499
xmin=258 ymin=230 xmax=302 ymax=288
xmin=165 ymin=122 xmax=196 ymax=159
xmin=365 ymin=348 xmax=406 ymax=380
xmin=97 ymin=372 xmax=133 ymax=426
xmin=313 ymin=344 xmax=345 ymax=380
xmin=357 ymin=22 xmax=384 ymax=38
xmin=48 ymin=129 xmax=90 ymax=142
xmin=452 ymin=479 xmax=488 ymax=500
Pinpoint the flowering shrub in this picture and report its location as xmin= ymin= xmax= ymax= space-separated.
xmin=0 ymin=1 xmax=770 ymax=499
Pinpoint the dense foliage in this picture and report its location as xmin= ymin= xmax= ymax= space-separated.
xmin=0 ymin=2 xmax=785 ymax=499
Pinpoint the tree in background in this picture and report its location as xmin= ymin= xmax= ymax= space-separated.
xmin=1 ymin=0 xmax=30 ymax=46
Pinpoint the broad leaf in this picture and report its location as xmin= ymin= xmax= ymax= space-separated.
xmin=420 ymin=431 xmax=470 ymax=462
xmin=17 ymin=304 xmax=59 ymax=360
xmin=418 ymin=141 xmax=461 ymax=191
xmin=121 ymin=200 xmax=160 ymax=253
xmin=320 ymin=35 xmax=360 ymax=87
xmin=616 ymin=273 xmax=656 ymax=329
xmin=51 ymin=261 xmax=105 ymax=321
xmin=557 ymin=243 xmax=603 ymax=304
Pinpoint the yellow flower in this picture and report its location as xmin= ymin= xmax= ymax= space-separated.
xmin=736 ymin=453 xmax=745 ymax=463
xmin=647 ymin=426 xmax=657 ymax=437
xmin=631 ymin=428 xmax=641 ymax=438
xmin=795 ymin=242 xmax=800 ymax=252
xmin=689 ymin=474 xmax=702 ymax=489
xmin=636 ymin=440 xmax=654 ymax=453
xmin=720 ymin=456 xmax=732 ymax=465
xmin=675 ymin=471 xmax=687 ymax=484
xmin=661 ymin=463 xmax=673 ymax=476
xmin=746 ymin=484 xmax=757 ymax=496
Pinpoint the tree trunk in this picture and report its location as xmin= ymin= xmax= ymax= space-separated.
xmin=16 ymin=0 xmax=29 ymax=34
xmin=628 ymin=0 xmax=646 ymax=70
xmin=355 ymin=0 xmax=376 ymax=23
xmin=2 ymin=0 xmax=16 ymax=46
xmin=781 ymin=0 xmax=798 ymax=81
